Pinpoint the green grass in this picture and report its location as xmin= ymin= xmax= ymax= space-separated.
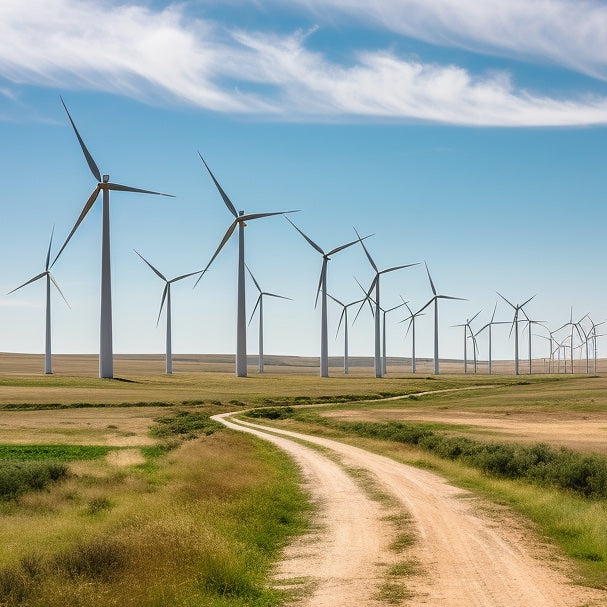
xmin=0 ymin=444 xmax=111 ymax=461
xmin=149 ymin=409 xmax=224 ymax=440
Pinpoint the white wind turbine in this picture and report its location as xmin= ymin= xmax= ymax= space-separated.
xmin=286 ymin=217 xmax=366 ymax=378
xmin=555 ymin=308 xmax=587 ymax=374
xmin=355 ymin=228 xmax=417 ymax=378
xmin=400 ymin=299 xmax=424 ymax=373
xmin=586 ymin=317 xmax=605 ymax=374
xmin=247 ymin=265 xmax=291 ymax=374
xmin=474 ymin=303 xmax=508 ymax=375
xmin=135 ymin=251 xmax=200 ymax=375
xmin=52 ymin=98 xmax=173 ymax=379
xmin=327 ymin=293 xmax=364 ymax=375
xmin=453 ymin=310 xmax=481 ymax=374
xmin=8 ymin=227 xmax=69 ymax=374
xmin=416 ymin=263 xmax=465 ymax=375
xmin=496 ymin=293 xmax=535 ymax=376
xmin=196 ymin=153 xmax=298 ymax=377
xmin=521 ymin=311 xmax=547 ymax=374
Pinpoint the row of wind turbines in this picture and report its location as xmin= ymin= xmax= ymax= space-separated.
xmin=9 ymin=98 xmax=603 ymax=379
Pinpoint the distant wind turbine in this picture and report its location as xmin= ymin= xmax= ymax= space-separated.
xmin=355 ymin=228 xmax=417 ymax=378
xmin=286 ymin=217 xmax=366 ymax=378
xmin=555 ymin=308 xmax=587 ymax=374
xmin=521 ymin=310 xmax=547 ymax=374
xmin=327 ymin=293 xmax=364 ymax=375
xmin=496 ymin=292 xmax=535 ymax=376
xmin=474 ymin=303 xmax=508 ymax=375
xmin=416 ymin=263 xmax=465 ymax=375
xmin=135 ymin=251 xmax=200 ymax=375
xmin=196 ymin=153 xmax=298 ymax=377
xmin=53 ymin=98 xmax=173 ymax=379
xmin=247 ymin=265 xmax=291 ymax=374
xmin=453 ymin=310 xmax=481 ymax=374
xmin=400 ymin=299 xmax=424 ymax=373
xmin=8 ymin=227 xmax=69 ymax=374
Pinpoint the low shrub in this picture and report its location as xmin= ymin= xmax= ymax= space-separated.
xmin=0 ymin=460 xmax=69 ymax=500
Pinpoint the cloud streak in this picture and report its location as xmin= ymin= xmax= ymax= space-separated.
xmin=2 ymin=0 xmax=607 ymax=126
xmin=280 ymin=0 xmax=607 ymax=82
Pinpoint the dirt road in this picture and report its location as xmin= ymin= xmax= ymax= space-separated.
xmin=214 ymin=411 xmax=604 ymax=607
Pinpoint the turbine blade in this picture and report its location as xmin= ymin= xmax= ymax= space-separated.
xmin=496 ymin=291 xmax=516 ymax=310
xmin=8 ymin=271 xmax=47 ymax=294
xmin=157 ymin=284 xmax=168 ymax=327
xmin=134 ymin=250 xmax=167 ymax=282
xmin=170 ymin=270 xmax=204 ymax=283
xmin=242 ymin=210 xmax=299 ymax=222
xmin=379 ymin=262 xmax=419 ymax=275
xmin=415 ymin=298 xmax=434 ymax=315
xmin=107 ymin=182 xmax=174 ymax=197
xmin=60 ymin=96 xmax=101 ymax=182
xmin=469 ymin=309 xmax=482 ymax=324
xmin=51 ymin=185 xmax=101 ymax=267
xmin=354 ymin=227 xmax=378 ymax=272
xmin=264 ymin=292 xmax=292 ymax=301
xmin=424 ymin=262 xmax=437 ymax=296
xmin=249 ymin=294 xmax=262 ymax=326
xmin=336 ymin=308 xmax=346 ymax=338
xmin=490 ymin=301 xmax=498 ymax=323
xmin=285 ymin=216 xmax=325 ymax=255
xmin=45 ymin=225 xmax=55 ymax=272
xmin=245 ymin=264 xmax=262 ymax=293
xmin=508 ymin=318 xmax=516 ymax=339
xmin=327 ymin=233 xmax=371 ymax=257
xmin=314 ymin=261 xmax=327 ymax=309
xmin=198 ymin=220 xmax=238 ymax=281
xmin=437 ymin=295 xmax=466 ymax=301
xmin=405 ymin=317 xmax=414 ymax=337
xmin=49 ymin=273 xmax=70 ymax=308
xmin=198 ymin=152 xmax=238 ymax=218
xmin=520 ymin=294 xmax=536 ymax=309
xmin=326 ymin=292 xmax=344 ymax=307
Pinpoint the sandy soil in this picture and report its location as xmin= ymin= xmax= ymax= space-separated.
xmin=323 ymin=408 xmax=607 ymax=454
xmin=216 ymin=412 xmax=606 ymax=607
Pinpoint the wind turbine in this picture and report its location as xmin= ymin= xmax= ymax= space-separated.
xmin=52 ymin=98 xmax=173 ymax=379
xmin=586 ymin=317 xmax=605 ymax=374
xmin=416 ymin=263 xmax=465 ymax=375
xmin=521 ymin=311 xmax=547 ymax=375
xmin=326 ymin=293 xmax=364 ymax=375
xmin=8 ymin=227 xmax=69 ymax=374
xmin=496 ymin=293 xmax=535 ymax=376
xmin=400 ymin=299 xmax=424 ymax=373
xmin=196 ymin=153 xmax=298 ymax=377
xmin=555 ymin=308 xmax=587 ymax=374
xmin=285 ymin=217 xmax=366 ymax=377
xmin=355 ymin=228 xmax=417 ymax=378
xmin=453 ymin=310 xmax=481 ymax=374
xmin=135 ymin=251 xmax=200 ymax=375
xmin=247 ymin=265 xmax=291 ymax=374
xmin=474 ymin=303 xmax=508 ymax=375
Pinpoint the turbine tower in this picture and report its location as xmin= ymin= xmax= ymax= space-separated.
xmin=327 ymin=293 xmax=364 ymax=375
xmin=496 ymin=293 xmax=535 ymax=376
xmin=196 ymin=153 xmax=297 ymax=377
xmin=8 ymin=227 xmax=69 ymax=374
xmin=53 ymin=98 xmax=173 ymax=379
xmin=355 ymin=228 xmax=417 ymax=378
xmin=475 ymin=303 xmax=508 ymax=375
xmin=555 ymin=308 xmax=587 ymax=374
xmin=247 ymin=265 xmax=291 ymax=374
xmin=400 ymin=299 xmax=424 ymax=373
xmin=416 ymin=263 xmax=465 ymax=375
xmin=135 ymin=251 xmax=200 ymax=375
xmin=521 ymin=311 xmax=547 ymax=375
xmin=286 ymin=217 xmax=365 ymax=378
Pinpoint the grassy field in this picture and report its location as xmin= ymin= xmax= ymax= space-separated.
xmin=1 ymin=354 xmax=606 ymax=601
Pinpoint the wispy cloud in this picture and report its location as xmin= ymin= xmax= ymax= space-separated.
xmin=279 ymin=0 xmax=607 ymax=81
xmin=1 ymin=0 xmax=607 ymax=126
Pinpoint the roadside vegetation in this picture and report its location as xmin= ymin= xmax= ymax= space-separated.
xmin=0 ymin=406 xmax=311 ymax=606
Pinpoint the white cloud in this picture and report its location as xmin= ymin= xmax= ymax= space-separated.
xmin=1 ymin=0 xmax=607 ymax=126
xmin=279 ymin=0 xmax=607 ymax=81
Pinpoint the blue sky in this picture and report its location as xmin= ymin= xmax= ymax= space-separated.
xmin=1 ymin=0 xmax=607 ymax=364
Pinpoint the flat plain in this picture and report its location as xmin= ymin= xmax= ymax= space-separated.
xmin=0 ymin=352 xmax=605 ymax=606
